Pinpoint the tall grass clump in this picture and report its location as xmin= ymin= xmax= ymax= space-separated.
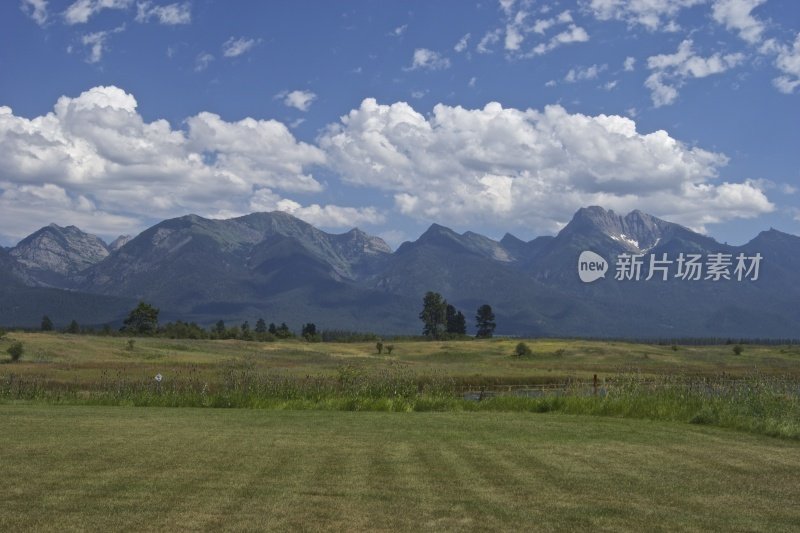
xmin=0 ymin=361 xmax=458 ymax=411
xmin=462 ymin=372 xmax=800 ymax=439
xmin=1 ymin=366 xmax=797 ymax=439
xmin=555 ymin=373 xmax=800 ymax=439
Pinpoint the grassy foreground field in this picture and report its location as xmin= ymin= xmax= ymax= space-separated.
xmin=4 ymin=332 xmax=800 ymax=385
xmin=3 ymin=332 xmax=799 ymax=439
xmin=2 ymin=405 xmax=800 ymax=532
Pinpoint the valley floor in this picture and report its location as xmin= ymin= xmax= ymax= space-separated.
xmin=5 ymin=332 xmax=800 ymax=384
xmin=2 ymin=405 xmax=799 ymax=532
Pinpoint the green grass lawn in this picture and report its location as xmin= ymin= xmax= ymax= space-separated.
xmin=2 ymin=405 xmax=799 ymax=531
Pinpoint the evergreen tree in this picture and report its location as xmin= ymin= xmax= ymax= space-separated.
xmin=214 ymin=320 xmax=226 ymax=338
xmin=41 ymin=315 xmax=53 ymax=332
xmin=301 ymin=323 xmax=317 ymax=338
xmin=419 ymin=291 xmax=447 ymax=339
xmin=276 ymin=322 xmax=292 ymax=338
xmin=255 ymin=318 xmax=267 ymax=334
xmin=475 ymin=304 xmax=496 ymax=338
xmin=66 ymin=319 xmax=80 ymax=334
xmin=122 ymin=302 xmax=160 ymax=335
xmin=241 ymin=320 xmax=252 ymax=340
xmin=456 ymin=311 xmax=467 ymax=334
xmin=225 ymin=325 xmax=240 ymax=340
xmin=445 ymin=305 xmax=467 ymax=335
xmin=268 ymin=322 xmax=277 ymax=335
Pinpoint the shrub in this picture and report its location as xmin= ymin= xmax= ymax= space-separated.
xmin=733 ymin=345 xmax=743 ymax=355
xmin=386 ymin=344 xmax=394 ymax=355
xmin=122 ymin=301 xmax=160 ymax=335
xmin=689 ymin=406 xmax=719 ymax=425
xmin=514 ymin=342 xmax=533 ymax=357
xmin=126 ymin=339 xmax=136 ymax=351
xmin=7 ymin=341 xmax=24 ymax=362
xmin=376 ymin=341 xmax=384 ymax=354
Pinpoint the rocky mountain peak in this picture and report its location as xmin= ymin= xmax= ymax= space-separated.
xmin=10 ymin=224 xmax=109 ymax=277
xmin=563 ymin=206 xmax=673 ymax=253
xmin=414 ymin=224 xmax=466 ymax=248
xmin=500 ymin=233 xmax=526 ymax=247
xmin=337 ymin=228 xmax=392 ymax=255
xmin=109 ymin=235 xmax=132 ymax=252
xmin=406 ymin=224 xmax=513 ymax=261
xmin=461 ymin=231 xmax=514 ymax=262
xmin=749 ymin=228 xmax=798 ymax=243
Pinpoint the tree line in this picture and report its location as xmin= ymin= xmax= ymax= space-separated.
xmin=18 ymin=299 xmax=800 ymax=346
xmin=418 ymin=291 xmax=496 ymax=339
xmin=36 ymin=303 xmax=326 ymax=342
xmin=32 ymin=293 xmax=498 ymax=342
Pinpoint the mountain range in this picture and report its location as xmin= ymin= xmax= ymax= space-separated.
xmin=1 ymin=206 xmax=799 ymax=338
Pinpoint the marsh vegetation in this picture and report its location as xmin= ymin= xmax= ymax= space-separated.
xmin=1 ymin=332 xmax=799 ymax=438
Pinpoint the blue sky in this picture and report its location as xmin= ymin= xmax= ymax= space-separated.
xmin=1 ymin=0 xmax=798 ymax=248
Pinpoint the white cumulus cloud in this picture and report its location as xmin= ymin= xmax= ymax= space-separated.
xmin=477 ymin=29 xmax=502 ymax=54
xmin=0 ymin=86 xmax=335 ymax=241
xmin=319 ymin=98 xmax=772 ymax=234
xmin=0 ymin=182 xmax=136 ymax=240
xmin=772 ymin=33 xmax=800 ymax=94
xmin=64 ymin=0 xmax=132 ymax=25
xmin=222 ymin=36 xmax=259 ymax=58
xmin=645 ymin=40 xmax=746 ymax=106
xmin=491 ymin=5 xmax=584 ymax=58
xmin=408 ymin=48 xmax=451 ymax=70
xmin=454 ymin=33 xmax=471 ymax=52
xmin=389 ymin=24 xmax=407 ymax=37
xmin=194 ymin=52 xmax=214 ymax=72
xmin=135 ymin=1 xmax=190 ymax=25
xmin=20 ymin=0 xmax=49 ymax=26
xmin=504 ymin=9 xmax=529 ymax=51
xmin=532 ymin=10 xmax=573 ymax=34
xmin=279 ymin=90 xmax=317 ymax=112
xmin=531 ymin=24 xmax=589 ymax=56
xmin=80 ymin=24 xmax=125 ymax=63
xmin=249 ymin=189 xmax=384 ymax=229
xmin=565 ymin=64 xmax=607 ymax=83
xmin=499 ymin=0 xmax=516 ymax=16
xmin=711 ymin=0 xmax=767 ymax=44
xmin=624 ymin=56 xmax=636 ymax=71
xmin=583 ymin=0 xmax=705 ymax=32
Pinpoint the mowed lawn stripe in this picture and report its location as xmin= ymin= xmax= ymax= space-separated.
xmin=164 ymin=431 xmax=287 ymax=530
xmin=2 ymin=406 xmax=800 ymax=532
